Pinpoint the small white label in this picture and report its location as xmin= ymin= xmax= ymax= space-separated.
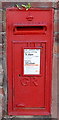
xmin=24 ymin=49 xmax=40 ymax=75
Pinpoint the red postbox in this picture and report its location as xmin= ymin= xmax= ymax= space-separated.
xmin=6 ymin=8 xmax=54 ymax=115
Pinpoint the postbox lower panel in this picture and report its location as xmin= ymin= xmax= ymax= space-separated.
xmin=12 ymin=41 xmax=46 ymax=113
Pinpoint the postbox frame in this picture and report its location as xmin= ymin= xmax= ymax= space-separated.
xmin=6 ymin=8 xmax=54 ymax=115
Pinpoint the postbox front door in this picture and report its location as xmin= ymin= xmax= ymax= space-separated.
xmin=13 ymin=42 xmax=45 ymax=109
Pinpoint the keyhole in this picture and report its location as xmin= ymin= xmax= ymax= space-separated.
xmin=18 ymin=74 xmax=21 ymax=77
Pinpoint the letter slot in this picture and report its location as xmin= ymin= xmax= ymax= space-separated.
xmin=13 ymin=25 xmax=47 ymax=35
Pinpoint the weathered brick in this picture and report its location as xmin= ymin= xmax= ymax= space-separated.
xmin=2 ymin=1 xmax=54 ymax=9
xmin=57 ymin=55 xmax=59 ymax=96
xmin=2 ymin=34 xmax=6 ymax=57
xmin=57 ymin=44 xmax=59 ymax=54
xmin=0 ymin=92 xmax=4 ymax=120
xmin=57 ymin=103 xmax=59 ymax=119
xmin=0 ymin=106 xmax=3 ymax=120
xmin=57 ymin=55 xmax=59 ymax=118
xmin=2 ymin=56 xmax=6 ymax=69
xmin=53 ymin=42 xmax=57 ymax=54
xmin=55 ymin=33 xmax=59 ymax=43
xmin=54 ymin=10 xmax=57 ymax=21
xmin=31 ymin=2 xmax=53 ymax=8
xmin=0 ymin=64 xmax=2 ymax=71
xmin=0 ymin=44 xmax=2 ymax=51
xmin=0 ymin=10 xmax=2 ymax=21
xmin=54 ymin=10 xmax=59 ymax=21
xmin=0 ymin=52 xmax=2 ymax=59
xmin=51 ymin=54 xmax=57 ymax=118
xmin=0 ymin=22 xmax=2 ymax=32
xmin=1 ymin=0 xmax=56 ymax=2
xmin=54 ymin=2 xmax=57 ymax=8
xmin=2 ymin=22 xmax=6 ymax=32
xmin=57 ymin=1 xmax=59 ymax=9
xmin=53 ymin=42 xmax=59 ymax=54
xmin=2 ymin=34 xmax=6 ymax=43
xmin=58 ymin=95 xmax=59 ymax=103
xmin=0 ymin=96 xmax=4 ymax=108
xmin=0 ymin=2 xmax=2 ymax=9
xmin=0 ymin=34 xmax=2 ymax=43
xmin=0 ymin=87 xmax=4 ymax=95
xmin=0 ymin=87 xmax=4 ymax=112
xmin=54 ymin=21 xmax=57 ymax=32
xmin=57 ymin=10 xmax=59 ymax=21
xmin=0 ymin=71 xmax=3 ymax=86
xmin=2 ymin=10 xmax=6 ymax=22
xmin=54 ymin=21 xmax=59 ymax=32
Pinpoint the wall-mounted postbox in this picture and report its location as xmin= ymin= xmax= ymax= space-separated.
xmin=6 ymin=8 xmax=54 ymax=115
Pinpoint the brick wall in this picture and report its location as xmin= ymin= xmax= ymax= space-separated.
xmin=0 ymin=1 xmax=58 ymax=120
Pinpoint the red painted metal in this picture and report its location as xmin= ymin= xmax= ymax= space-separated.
xmin=6 ymin=8 xmax=54 ymax=115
